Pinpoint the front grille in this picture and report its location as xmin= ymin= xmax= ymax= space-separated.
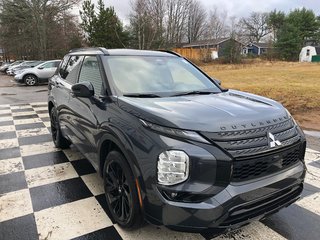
xmin=201 ymin=118 xmax=301 ymax=158
xmin=232 ymin=144 xmax=301 ymax=181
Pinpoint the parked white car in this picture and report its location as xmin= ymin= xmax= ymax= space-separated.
xmin=14 ymin=60 xmax=61 ymax=86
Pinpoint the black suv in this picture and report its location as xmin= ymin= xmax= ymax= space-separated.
xmin=48 ymin=48 xmax=306 ymax=232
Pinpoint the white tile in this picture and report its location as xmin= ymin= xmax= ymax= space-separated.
xmin=33 ymin=107 xmax=48 ymax=112
xmin=10 ymin=105 xmax=31 ymax=110
xmin=0 ymin=125 xmax=15 ymax=133
xmin=25 ymin=162 xmax=78 ymax=188
xmin=14 ymin=118 xmax=42 ymax=125
xmin=35 ymin=197 xmax=112 ymax=240
xmin=115 ymin=224 xmax=204 ymax=240
xmin=0 ymin=116 xmax=13 ymax=122
xmin=43 ymin=121 xmax=51 ymax=128
xmin=16 ymin=127 xmax=50 ymax=138
xmin=38 ymin=113 xmax=49 ymax=119
xmin=63 ymin=148 xmax=85 ymax=161
xmin=296 ymin=192 xmax=320 ymax=215
xmin=81 ymin=173 xmax=104 ymax=196
xmin=0 ymin=109 xmax=11 ymax=114
xmin=20 ymin=142 xmax=58 ymax=156
xmin=0 ymin=104 xmax=10 ymax=108
xmin=30 ymin=102 xmax=47 ymax=106
xmin=12 ymin=111 xmax=36 ymax=117
xmin=0 ymin=189 xmax=33 ymax=222
xmin=0 ymin=138 xmax=19 ymax=149
xmin=0 ymin=157 xmax=24 ymax=175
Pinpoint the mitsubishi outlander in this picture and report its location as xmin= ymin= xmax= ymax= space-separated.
xmin=48 ymin=48 xmax=306 ymax=232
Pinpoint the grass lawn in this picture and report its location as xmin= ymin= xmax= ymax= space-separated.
xmin=200 ymin=61 xmax=320 ymax=131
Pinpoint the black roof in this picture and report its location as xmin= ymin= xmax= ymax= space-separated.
xmin=68 ymin=48 xmax=178 ymax=57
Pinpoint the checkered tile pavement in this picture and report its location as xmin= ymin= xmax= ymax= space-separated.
xmin=0 ymin=102 xmax=319 ymax=240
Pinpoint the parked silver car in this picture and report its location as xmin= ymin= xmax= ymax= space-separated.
xmin=6 ymin=61 xmax=42 ymax=75
xmin=14 ymin=60 xmax=61 ymax=86
xmin=1 ymin=60 xmax=24 ymax=73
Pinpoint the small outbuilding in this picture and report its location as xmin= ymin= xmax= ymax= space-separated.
xmin=299 ymin=46 xmax=320 ymax=62
xmin=243 ymin=42 xmax=273 ymax=56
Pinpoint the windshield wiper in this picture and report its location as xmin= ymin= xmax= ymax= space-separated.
xmin=171 ymin=90 xmax=217 ymax=97
xmin=123 ymin=93 xmax=161 ymax=98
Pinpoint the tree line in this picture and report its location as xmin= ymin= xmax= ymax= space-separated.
xmin=1 ymin=0 xmax=319 ymax=61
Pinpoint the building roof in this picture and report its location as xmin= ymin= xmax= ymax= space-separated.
xmin=182 ymin=38 xmax=231 ymax=48
xmin=249 ymin=42 xmax=273 ymax=48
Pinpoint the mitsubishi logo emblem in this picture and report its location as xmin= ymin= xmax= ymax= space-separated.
xmin=268 ymin=132 xmax=281 ymax=148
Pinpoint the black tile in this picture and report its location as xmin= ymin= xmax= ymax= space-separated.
xmin=71 ymin=159 xmax=96 ymax=176
xmin=95 ymin=194 xmax=115 ymax=224
xmin=41 ymin=117 xmax=50 ymax=122
xmin=18 ymin=134 xmax=52 ymax=146
xmin=30 ymin=177 xmax=93 ymax=211
xmin=11 ymin=108 xmax=34 ymax=112
xmin=0 ymin=214 xmax=38 ymax=240
xmin=10 ymin=103 xmax=29 ymax=106
xmin=13 ymin=114 xmax=39 ymax=120
xmin=0 ymin=131 xmax=16 ymax=140
xmin=0 ymin=171 xmax=27 ymax=194
xmin=35 ymin=110 xmax=48 ymax=114
xmin=301 ymin=182 xmax=320 ymax=198
xmin=15 ymin=122 xmax=46 ymax=130
xmin=0 ymin=113 xmax=12 ymax=117
xmin=0 ymin=120 xmax=13 ymax=126
xmin=71 ymin=226 xmax=122 ymax=240
xmin=0 ymin=147 xmax=20 ymax=160
xmin=23 ymin=151 xmax=69 ymax=170
xmin=308 ymin=159 xmax=320 ymax=169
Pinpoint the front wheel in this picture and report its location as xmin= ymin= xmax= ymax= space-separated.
xmin=24 ymin=74 xmax=38 ymax=86
xmin=103 ymin=151 xmax=143 ymax=229
xmin=50 ymin=107 xmax=71 ymax=149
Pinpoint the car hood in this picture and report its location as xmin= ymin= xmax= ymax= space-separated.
xmin=117 ymin=90 xmax=289 ymax=132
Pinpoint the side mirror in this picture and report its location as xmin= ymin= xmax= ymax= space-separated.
xmin=214 ymin=79 xmax=221 ymax=85
xmin=71 ymin=82 xmax=94 ymax=98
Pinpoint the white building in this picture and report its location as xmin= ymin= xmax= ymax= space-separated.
xmin=299 ymin=46 xmax=320 ymax=62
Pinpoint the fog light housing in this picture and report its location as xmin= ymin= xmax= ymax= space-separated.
xmin=157 ymin=150 xmax=189 ymax=185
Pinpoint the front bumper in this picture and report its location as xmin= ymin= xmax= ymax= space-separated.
xmin=14 ymin=74 xmax=24 ymax=83
xmin=145 ymin=161 xmax=305 ymax=231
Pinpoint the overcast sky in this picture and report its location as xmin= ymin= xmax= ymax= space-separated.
xmin=74 ymin=0 xmax=320 ymax=24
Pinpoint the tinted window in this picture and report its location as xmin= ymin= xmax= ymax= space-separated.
xmin=41 ymin=62 xmax=56 ymax=69
xmin=63 ymin=56 xmax=83 ymax=84
xmin=59 ymin=56 xmax=70 ymax=78
xmin=78 ymin=56 xmax=103 ymax=96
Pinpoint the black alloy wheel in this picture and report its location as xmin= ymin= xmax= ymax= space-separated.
xmin=103 ymin=151 xmax=143 ymax=229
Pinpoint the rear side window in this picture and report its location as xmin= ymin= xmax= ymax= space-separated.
xmin=78 ymin=56 xmax=103 ymax=96
xmin=64 ymin=56 xmax=83 ymax=84
xmin=59 ymin=56 xmax=70 ymax=78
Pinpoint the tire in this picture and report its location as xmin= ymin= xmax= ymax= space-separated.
xmin=103 ymin=151 xmax=143 ymax=229
xmin=24 ymin=74 xmax=38 ymax=86
xmin=50 ymin=107 xmax=71 ymax=149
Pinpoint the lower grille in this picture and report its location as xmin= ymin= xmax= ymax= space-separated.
xmin=220 ymin=184 xmax=302 ymax=226
xmin=232 ymin=144 xmax=301 ymax=181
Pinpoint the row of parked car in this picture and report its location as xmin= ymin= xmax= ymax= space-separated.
xmin=0 ymin=60 xmax=60 ymax=86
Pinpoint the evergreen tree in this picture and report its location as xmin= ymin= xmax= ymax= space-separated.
xmin=80 ymin=0 xmax=129 ymax=48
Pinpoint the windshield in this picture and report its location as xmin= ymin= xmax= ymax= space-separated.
xmin=102 ymin=56 xmax=221 ymax=97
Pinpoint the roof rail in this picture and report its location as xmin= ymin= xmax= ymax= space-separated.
xmin=69 ymin=47 xmax=108 ymax=54
xmin=157 ymin=50 xmax=182 ymax=57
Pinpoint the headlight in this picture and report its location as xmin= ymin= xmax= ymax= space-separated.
xmin=157 ymin=150 xmax=189 ymax=185
xmin=140 ymin=119 xmax=209 ymax=143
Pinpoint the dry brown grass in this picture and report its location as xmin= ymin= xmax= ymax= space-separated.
xmin=200 ymin=61 xmax=320 ymax=130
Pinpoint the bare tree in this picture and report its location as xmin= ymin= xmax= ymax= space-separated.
xmin=186 ymin=0 xmax=206 ymax=43
xmin=205 ymin=7 xmax=228 ymax=39
xmin=239 ymin=12 xmax=271 ymax=43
